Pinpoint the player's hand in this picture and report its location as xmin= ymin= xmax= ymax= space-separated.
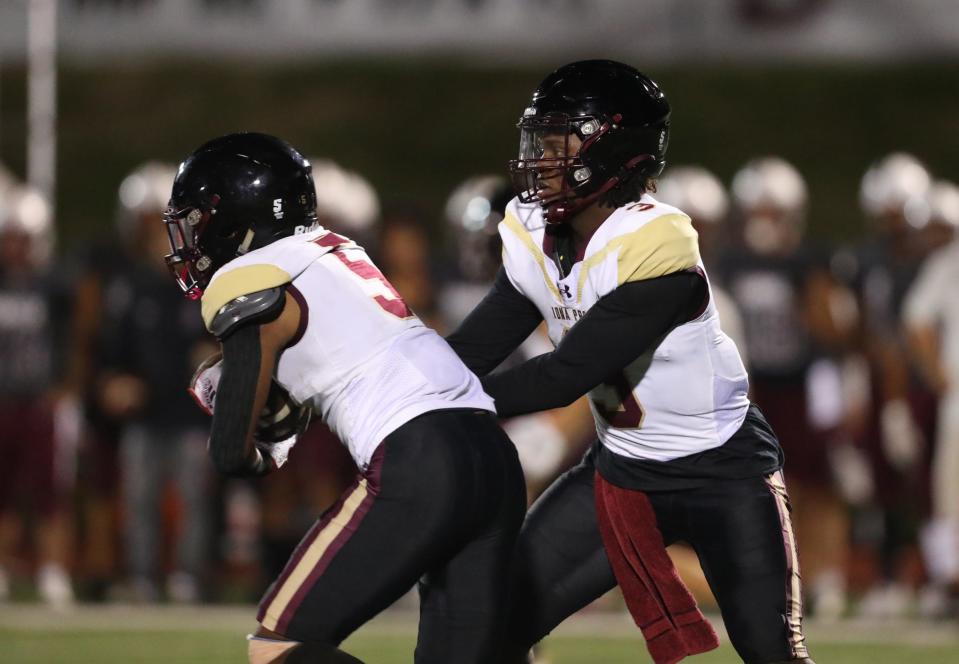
xmin=254 ymin=435 xmax=298 ymax=471
xmin=99 ymin=372 xmax=148 ymax=418
xmin=880 ymin=399 xmax=924 ymax=471
xmin=188 ymin=352 xmax=223 ymax=416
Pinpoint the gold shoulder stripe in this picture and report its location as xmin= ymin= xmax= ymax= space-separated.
xmin=616 ymin=213 xmax=699 ymax=284
xmin=201 ymin=264 xmax=293 ymax=330
xmin=577 ymin=213 xmax=699 ymax=298
xmin=502 ymin=213 xmax=561 ymax=300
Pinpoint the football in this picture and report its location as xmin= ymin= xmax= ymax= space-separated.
xmin=256 ymin=379 xmax=312 ymax=442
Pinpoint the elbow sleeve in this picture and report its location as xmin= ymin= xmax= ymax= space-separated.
xmin=208 ymin=324 xmax=262 ymax=476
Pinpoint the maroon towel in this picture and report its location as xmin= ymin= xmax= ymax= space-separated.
xmin=595 ymin=472 xmax=719 ymax=664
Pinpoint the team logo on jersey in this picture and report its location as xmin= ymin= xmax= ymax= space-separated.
xmin=559 ymin=283 xmax=573 ymax=299
xmin=273 ymin=198 xmax=284 ymax=220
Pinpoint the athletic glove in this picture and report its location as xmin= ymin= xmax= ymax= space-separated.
xmin=254 ymin=435 xmax=298 ymax=472
xmin=190 ymin=353 xmax=311 ymax=441
xmin=188 ymin=352 xmax=222 ymax=416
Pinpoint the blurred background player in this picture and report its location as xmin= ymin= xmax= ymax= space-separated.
xmin=440 ymin=175 xmax=594 ymax=500
xmin=95 ymin=162 xmax=214 ymax=603
xmin=378 ymin=204 xmax=440 ymax=327
xmin=0 ymin=183 xmax=75 ymax=608
xmin=902 ymin=179 xmax=959 ymax=618
xmin=717 ymin=156 xmax=859 ymax=618
xmin=439 ymin=175 xmax=515 ymax=327
xmin=840 ymin=152 xmax=935 ymax=617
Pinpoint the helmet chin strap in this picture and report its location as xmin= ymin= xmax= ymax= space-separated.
xmin=544 ymin=192 xmax=597 ymax=224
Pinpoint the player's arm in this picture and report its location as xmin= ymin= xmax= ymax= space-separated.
xmin=445 ymin=266 xmax=544 ymax=376
xmin=482 ymin=271 xmax=707 ymax=418
xmin=207 ymin=288 xmax=300 ymax=477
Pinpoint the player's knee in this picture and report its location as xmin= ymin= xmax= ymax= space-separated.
xmin=248 ymin=635 xmax=365 ymax=664
xmin=284 ymin=642 xmax=365 ymax=664
xmin=247 ymin=634 xmax=300 ymax=664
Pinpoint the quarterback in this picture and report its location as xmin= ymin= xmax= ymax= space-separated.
xmin=164 ymin=133 xmax=525 ymax=664
xmin=448 ymin=60 xmax=814 ymax=664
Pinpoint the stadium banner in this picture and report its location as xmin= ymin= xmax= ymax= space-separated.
xmin=0 ymin=0 xmax=957 ymax=62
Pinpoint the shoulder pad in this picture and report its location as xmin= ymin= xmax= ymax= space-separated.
xmin=614 ymin=213 xmax=700 ymax=285
xmin=210 ymin=287 xmax=285 ymax=339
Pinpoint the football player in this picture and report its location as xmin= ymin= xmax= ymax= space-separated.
xmin=447 ymin=60 xmax=814 ymax=664
xmin=163 ymin=133 xmax=524 ymax=664
xmin=841 ymin=153 xmax=934 ymax=617
xmin=902 ymin=180 xmax=959 ymax=617
xmin=720 ymin=157 xmax=859 ymax=619
xmin=0 ymin=185 xmax=74 ymax=608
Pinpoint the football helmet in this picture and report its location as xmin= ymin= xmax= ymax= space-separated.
xmin=731 ymin=156 xmax=807 ymax=214
xmin=444 ymin=175 xmax=513 ymax=282
xmin=656 ymin=165 xmax=729 ymax=226
xmin=164 ymin=133 xmax=317 ymax=299
xmin=117 ymin=161 xmax=177 ymax=245
xmin=0 ymin=185 xmax=54 ymax=268
xmin=508 ymin=59 xmax=670 ymax=223
xmin=731 ymin=157 xmax=807 ymax=254
xmin=859 ymin=152 xmax=931 ymax=228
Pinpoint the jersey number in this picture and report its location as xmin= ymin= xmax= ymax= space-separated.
xmin=334 ymin=251 xmax=413 ymax=319
xmin=313 ymin=234 xmax=413 ymax=319
xmin=593 ymin=372 xmax=645 ymax=429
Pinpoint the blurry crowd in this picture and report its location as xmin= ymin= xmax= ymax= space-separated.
xmin=1 ymin=151 xmax=958 ymax=623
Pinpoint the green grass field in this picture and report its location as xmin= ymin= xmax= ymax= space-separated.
xmin=2 ymin=606 xmax=958 ymax=663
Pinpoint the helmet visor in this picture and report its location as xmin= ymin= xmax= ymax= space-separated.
xmin=508 ymin=114 xmax=593 ymax=206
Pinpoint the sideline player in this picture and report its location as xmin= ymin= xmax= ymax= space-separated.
xmin=720 ymin=157 xmax=857 ymax=618
xmin=903 ymin=180 xmax=959 ymax=616
xmin=163 ymin=133 xmax=525 ymax=664
xmin=447 ymin=60 xmax=814 ymax=664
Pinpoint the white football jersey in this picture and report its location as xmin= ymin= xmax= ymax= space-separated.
xmin=201 ymin=228 xmax=494 ymax=469
xmin=904 ymin=240 xmax=959 ymax=384
xmin=499 ymin=195 xmax=750 ymax=462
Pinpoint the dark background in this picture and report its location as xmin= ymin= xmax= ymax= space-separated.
xmin=2 ymin=59 xmax=957 ymax=249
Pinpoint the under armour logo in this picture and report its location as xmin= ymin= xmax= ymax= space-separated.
xmin=559 ymin=283 xmax=572 ymax=299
